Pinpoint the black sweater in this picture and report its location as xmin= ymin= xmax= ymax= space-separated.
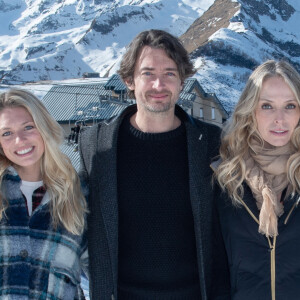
xmin=117 ymin=115 xmax=201 ymax=299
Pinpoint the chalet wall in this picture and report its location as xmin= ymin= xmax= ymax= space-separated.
xmin=189 ymin=87 xmax=225 ymax=127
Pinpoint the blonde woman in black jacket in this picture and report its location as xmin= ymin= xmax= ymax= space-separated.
xmin=213 ymin=60 xmax=300 ymax=300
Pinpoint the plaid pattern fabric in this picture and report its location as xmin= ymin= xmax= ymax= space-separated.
xmin=0 ymin=167 xmax=87 ymax=300
xmin=23 ymin=185 xmax=47 ymax=216
xmin=32 ymin=185 xmax=46 ymax=212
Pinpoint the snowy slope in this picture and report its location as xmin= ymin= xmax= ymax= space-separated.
xmin=188 ymin=0 xmax=300 ymax=111
xmin=0 ymin=0 xmax=214 ymax=83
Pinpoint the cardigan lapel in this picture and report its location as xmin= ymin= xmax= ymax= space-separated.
xmin=185 ymin=119 xmax=211 ymax=300
xmin=94 ymin=105 xmax=137 ymax=291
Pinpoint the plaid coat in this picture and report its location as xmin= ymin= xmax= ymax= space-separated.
xmin=0 ymin=167 xmax=88 ymax=299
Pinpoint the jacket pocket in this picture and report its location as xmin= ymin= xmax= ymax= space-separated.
xmin=46 ymin=265 xmax=81 ymax=300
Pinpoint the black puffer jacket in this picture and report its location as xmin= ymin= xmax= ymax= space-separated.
xmin=215 ymin=184 xmax=300 ymax=300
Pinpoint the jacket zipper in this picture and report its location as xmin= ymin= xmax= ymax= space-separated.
xmin=239 ymin=199 xmax=278 ymax=300
xmin=266 ymin=235 xmax=276 ymax=300
xmin=239 ymin=197 xmax=298 ymax=300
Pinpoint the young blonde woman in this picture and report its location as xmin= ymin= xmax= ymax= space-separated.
xmin=0 ymin=89 xmax=88 ymax=299
xmin=213 ymin=60 xmax=300 ymax=300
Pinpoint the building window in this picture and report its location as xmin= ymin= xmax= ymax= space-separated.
xmin=200 ymin=108 xmax=203 ymax=119
xmin=211 ymin=107 xmax=215 ymax=120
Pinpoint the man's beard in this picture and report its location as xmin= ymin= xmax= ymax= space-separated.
xmin=142 ymin=91 xmax=174 ymax=113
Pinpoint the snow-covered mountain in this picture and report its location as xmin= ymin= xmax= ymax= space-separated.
xmin=185 ymin=0 xmax=300 ymax=110
xmin=1 ymin=0 xmax=300 ymax=111
xmin=0 ymin=0 xmax=213 ymax=83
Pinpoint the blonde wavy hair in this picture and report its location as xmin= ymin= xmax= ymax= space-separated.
xmin=0 ymin=89 xmax=87 ymax=234
xmin=215 ymin=60 xmax=300 ymax=204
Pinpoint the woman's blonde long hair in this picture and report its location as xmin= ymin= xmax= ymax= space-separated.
xmin=215 ymin=60 xmax=300 ymax=204
xmin=0 ymin=89 xmax=87 ymax=234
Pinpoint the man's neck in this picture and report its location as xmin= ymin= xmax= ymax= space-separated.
xmin=130 ymin=109 xmax=181 ymax=133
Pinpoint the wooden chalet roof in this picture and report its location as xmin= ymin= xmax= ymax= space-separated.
xmin=69 ymin=101 xmax=128 ymax=123
xmin=42 ymin=81 xmax=130 ymax=123
xmin=182 ymin=78 xmax=206 ymax=95
xmin=104 ymin=74 xmax=127 ymax=93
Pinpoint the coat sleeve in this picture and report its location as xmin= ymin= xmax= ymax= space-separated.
xmin=78 ymin=126 xmax=91 ymax=185
xmin=78 ymin=127 xmax=93 ymax=281
xmin=78 ymin=124 xmax=100 ymax=190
